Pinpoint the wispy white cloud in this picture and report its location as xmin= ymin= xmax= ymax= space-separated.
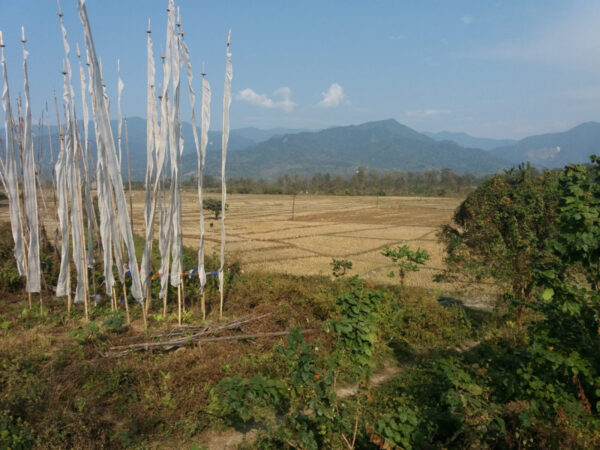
xmin=461 ymin=15 xmax=473 ymax=25
xmin=405 ymin=109 xmax=452 ymax=119
xmin=388 ymin=34 xmax=407 ymax=41
xmin=236 ymin=86 xmax=296 ymax=112
xmin=317 ymin=82 xmax=347 ymax=108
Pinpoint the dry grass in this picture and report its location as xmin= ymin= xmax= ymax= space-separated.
xmin=2 ymin=190 xmax=479 ymax=290
xmin=158 ymin=192 xmax=462 ymax=290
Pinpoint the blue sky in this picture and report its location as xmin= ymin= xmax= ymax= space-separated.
xmin=1 ymin=0 xmax=600 ymax=139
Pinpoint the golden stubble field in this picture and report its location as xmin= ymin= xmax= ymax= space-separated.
xmin=162 ymin=192 xmax=463 ymax=290
xmin=1 ymin=191 xmax=484 ymax=292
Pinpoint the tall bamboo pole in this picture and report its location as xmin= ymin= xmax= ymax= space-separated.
xmin=125 ymin=117 xmax=133 ymax=231
xmin=123 ymin=282 xmax=130 ymax=324
xmin=177 ymin=279 xmax=182 ymax=326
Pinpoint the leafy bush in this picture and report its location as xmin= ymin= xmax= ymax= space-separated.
xmin=382 ymin=245 xmax=430 ymax=286
xmin=208 ymin=280 xmax=382 ymax=448
xmin=103 ymin=311 xmax=128 ymax=333
xmin=0 ymin=410 xmax=34 ymax=450
xmin=330 ymin=278 xmax=381 ymax=378
xmin=439 ymin=164 xmax=559 ymax=298
xmin=330 ymin=258 xmax=352 ymax=278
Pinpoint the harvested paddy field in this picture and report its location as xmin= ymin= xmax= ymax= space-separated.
xmin=153 ymin=192 xmax=464 ymax=289
xmin=1 ymin=192 xmax=484 ymax=291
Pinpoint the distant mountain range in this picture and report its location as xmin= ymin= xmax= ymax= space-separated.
xmin=32 ymin=119 xmax=303 ymax=180
xmin=15 ymin=118 xmax=600 ymax=181
xmin=199 ymin=119 xmax=508 ymax=179
xmin=425 ymin=123 xmax=600 ymax=168
xmin=486 ymin=122 xmax=600 ymax=167
xmin=423 ymin=130 xmax=517 ymax=151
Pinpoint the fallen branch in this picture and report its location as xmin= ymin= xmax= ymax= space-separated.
xmin=152 ymin=313 xmax=271 ymax=338
xmin=192 ymin=329 xmax=317 ymax=344
xmin=104 ymin=315 xmax=314 ymax=357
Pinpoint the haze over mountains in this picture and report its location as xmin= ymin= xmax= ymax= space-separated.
xmin=423 ymin=131 xmax=517 ymax=151
xmin=485 ymin=122 xmax=600 ymax=168
xmin=26 ymin=118 xmax=600 ymax=181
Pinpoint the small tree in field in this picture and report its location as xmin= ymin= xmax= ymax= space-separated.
xmin=203 ymin=198 xmax=227 ymax=219
xmin=382 ymin=245 xmax=430 ymax=286
xmin=330 ymin=258 xmax=352 ymax=278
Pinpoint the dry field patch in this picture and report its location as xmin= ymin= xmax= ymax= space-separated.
xmin=287 ymin=235 xmax=389 ymax=257
xmin=242 ymin=222 xmax=387 ymax=241
xmin=339 ymin=225 xmax=437 ymax=241
xmin=2 ymin=191 xmax=471 ymax=290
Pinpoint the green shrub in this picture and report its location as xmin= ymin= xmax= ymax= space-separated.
xmin=0 ymin=410 xmax=34 ymax=450
xmin=103 ymin=311 xmax=127 ymax=333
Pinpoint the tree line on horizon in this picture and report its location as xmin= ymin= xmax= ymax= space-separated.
xmin=186 ymin=166 xmax=491 ymax=197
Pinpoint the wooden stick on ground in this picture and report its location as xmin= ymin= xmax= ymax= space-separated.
xmin=105 ymin=327 xmax=317 ymax=358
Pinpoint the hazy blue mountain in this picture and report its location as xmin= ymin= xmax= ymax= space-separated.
xmin=33 ymin=117 xmax=257 ymax=180
xmin=488 ymin=122 xmax=600 ymax=167
xmin=231 ymin=127 xmax=309 ymax=143
xmin=424 ymin=130 xmax=517 ymax=151
xmin=191 ymin=119 xmax=509 ymax=179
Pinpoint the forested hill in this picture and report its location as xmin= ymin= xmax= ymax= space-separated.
xmin=17 ymin=118 xmax=600 ymax=181
xmin=202 ymin=119 xmax=509 ymax=179
xmin=424 ymin=130 xmax=517 ymax=151
xmin=487 ymin=122 xmax=600 ymax=167
xmin=31 ymin=118 xmax=302 ymax=181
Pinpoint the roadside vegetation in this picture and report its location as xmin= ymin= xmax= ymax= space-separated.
xmin=1 ymin=156 xmax=599 ymax=448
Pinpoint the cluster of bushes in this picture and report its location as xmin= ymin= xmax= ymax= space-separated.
xmin=206 ymin=157 xmax=600 ymax=448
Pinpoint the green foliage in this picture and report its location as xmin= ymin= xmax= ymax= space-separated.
xmin=224 ymin=167 xmax=484 ymax=196
xmin=69 ymin=321 xmax=101 ymax=344
xmin=439 ymin=164 xmax=560 ymax=297
xmin=208 ymin=281 xmax=382 ymax=448
xmin=520 ymin=156 xmax=600 ymax=425
xmin=0 ymin=224 xmax=24 ymax=293
xmin=330 ymin=278 xmax=381 ymax=377
xmin=209 ymin=374 xmax=287 ymax=425
xmin=202 ymin=198 xmax=227 ymax=219
xmin=436 ymin=358 xmax=506 ymax=445
xmin=549 ymin=155 xmax=600 ymax=290
xmin=0 ymin=410 xmax=34 ymax=450
xmin=372 ymin=397 xmax=420 ymax=449
xmin=330 ymin=258 xmax=352 ymax=278
xmin=382 ymin=245 xmax=430 ymax=285
xmin=102 ymin=311 xmax=128 ymax=333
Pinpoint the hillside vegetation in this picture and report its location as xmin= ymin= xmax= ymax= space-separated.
xmin=1 ymin=157 xmax=599 ymax=449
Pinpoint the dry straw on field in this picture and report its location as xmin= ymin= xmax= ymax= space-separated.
xmin=4 ymin=191 xmax=473 ymax=290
